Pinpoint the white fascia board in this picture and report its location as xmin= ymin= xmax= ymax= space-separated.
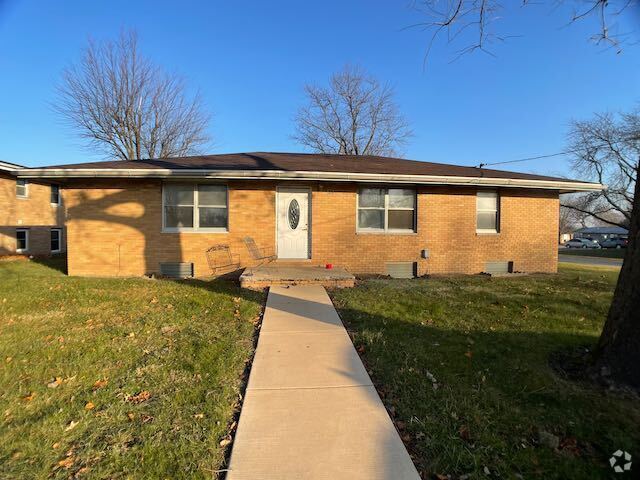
xmin=15 ymin=168 xmax=603 ymax=192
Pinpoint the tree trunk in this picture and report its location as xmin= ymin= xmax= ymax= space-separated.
xmin=594 ymin=162 xmax=640 ymax=387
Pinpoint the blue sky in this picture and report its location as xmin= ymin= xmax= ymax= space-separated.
xmin=0 ymin=0 xmax=638 ymax=177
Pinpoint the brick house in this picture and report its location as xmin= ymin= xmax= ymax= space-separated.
xmin=0 ymin=160 xmax=66 ymax=256
xmin=18 ymin=152 xmax=600 ymax=277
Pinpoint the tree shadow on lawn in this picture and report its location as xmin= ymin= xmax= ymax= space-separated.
xmin=332 ymin=304 xmax=640 ymax=480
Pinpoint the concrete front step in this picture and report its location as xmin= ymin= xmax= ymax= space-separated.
xmin=240 ymin=265 xmax=355 ymax=290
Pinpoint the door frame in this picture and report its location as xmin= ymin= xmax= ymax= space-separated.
xmin=275 ymin=186 xmax=312 ymax=259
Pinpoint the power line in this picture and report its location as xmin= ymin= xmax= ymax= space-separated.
xmin=476 ymin=140 xmax=631 ymax=168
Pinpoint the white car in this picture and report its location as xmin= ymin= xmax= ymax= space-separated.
xmin=564 ymin=238 xmax=601 ymax=249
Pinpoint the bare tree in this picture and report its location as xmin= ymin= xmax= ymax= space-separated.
xmin=55 ymin=31 xmax=210 ymax=160
xmin=563 ymin=111 xmax=637 ymax=228
xmin=559 ymin=202 xmax=585 ymax=235
xmin=408 ymin=2 xmax=640 ymax=387
xmin=411 ymin=0 xmax=636 ymax=65
xmin=293 ymin=65 xmax=412 ymax=157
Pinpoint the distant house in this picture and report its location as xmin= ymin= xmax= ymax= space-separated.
xmin=573 ymin=226 xmax=629 ymax=243
xmin=0 ymin=161 xmax=66 ymax=256
xmin=18 ymin=152 xmax=601 ymax=277
xmin=559 ymin=232 xmax=573 ymax=244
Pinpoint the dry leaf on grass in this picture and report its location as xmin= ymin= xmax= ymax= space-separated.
xmin=92 ymin=379 xmax=108 ymax=390
xmin=22 ymin=392 xmax=35 ymax=402
xmin=64 ymin=420 xmax=79 ymax=432
xmin=84 ymin=402 xmax=95 ymax=410
xmin=47 ymin=377 xmax=63 ymax=388
xmin=57 ymin=457 xmax=74 ymax=469
xmin=127 ymin=390 xmax=151 ymax=404
xmin=459 ymin=425 xmax=472 ymax=442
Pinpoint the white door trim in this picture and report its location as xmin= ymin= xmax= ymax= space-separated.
xmin=275 ymin=186 xmax=311 ymax=259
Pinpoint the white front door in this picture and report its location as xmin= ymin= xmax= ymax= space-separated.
xmin=277 ymin=187 xmax=310 ymax=259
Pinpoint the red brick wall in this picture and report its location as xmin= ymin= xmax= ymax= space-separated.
xmin=62 ymin=179 xmax=558 ymax=277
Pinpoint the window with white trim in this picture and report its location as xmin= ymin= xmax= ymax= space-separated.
xmin=163 ymin=184 xmax=228 ymax=232
xmin=16 ymin=229 xmax=28 ymax=252
xmin=357 ymin=188 xmax=416 ymax=232
xmin=51 ymin=229 xmax=62 ymax=253
xmin=16 ymin=179 xmax=28 ymax=198
xmin=476 ymin=191 xmax=499 ymax=233
xmin=51 ymin=185 xmax=60 ymax=205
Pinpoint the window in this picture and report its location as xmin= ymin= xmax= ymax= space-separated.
xmin=51 ymin=229 xmax=62 ymax=253
xmin=16 ymin=229 xmax=28 ymax=253
xmin=357 ymin=187 xmax=416 ymax=232
xmin=163 ymin=184 xmax=228 ymax=232
xmin=477 ymin=191 xmax=499 ymax=233
xmin=51 ymin=185 xmax=60 ymax=205
xmin=16 ymin=179 xmax=28 ymax=198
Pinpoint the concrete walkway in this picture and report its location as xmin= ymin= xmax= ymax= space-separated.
xmin=227 ymin=285 xmax=420 ymax=480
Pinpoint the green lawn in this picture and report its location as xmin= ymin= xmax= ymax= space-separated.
xmin=331 ymin=265 xmax=639 ymax=479
xmin=559 ymin=248 xmax=626 ymax=259
xmin=0 ymin=257 xmax=264 ymax=479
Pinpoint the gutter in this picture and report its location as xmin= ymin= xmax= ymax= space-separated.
xmin=15 ymin=168 xmax=603 ymax=193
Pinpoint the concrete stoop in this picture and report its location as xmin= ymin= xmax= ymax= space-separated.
xmin=240 ymin=264 xmax=355 ymax=290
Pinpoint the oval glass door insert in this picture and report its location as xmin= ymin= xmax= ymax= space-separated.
xmin=288 ymin=199 xmax=300 ymax=229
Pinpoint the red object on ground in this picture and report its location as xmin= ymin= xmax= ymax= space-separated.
xmin=325 ymin=263 xmax=333 ymax=269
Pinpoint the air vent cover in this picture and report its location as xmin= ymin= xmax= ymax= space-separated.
xmin=160 ymin=262 xmax=194 ymax=279
xmin=484 ymin=261 xmax=514 ymax=275
xmin=385 ymin=262 xmax=416 ymax=279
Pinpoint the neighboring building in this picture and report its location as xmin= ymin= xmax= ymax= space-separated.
xmin=18 ymin=152 xmax=601 ymax=277
xmin=0 ymin=160 xmax=66 ymax=256
xmin=573 ymin=226 xmax=629 ymax=243
xmin=559 ymin=232 xmax=573 ymax=244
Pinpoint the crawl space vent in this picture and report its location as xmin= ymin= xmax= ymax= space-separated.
xmin=484 ymin=261 xmax=514 ymax=275
xmin=160 ymin=262 xmax=194 ymax=279
xmin=385 ymin=262 xmax=416 ymax=279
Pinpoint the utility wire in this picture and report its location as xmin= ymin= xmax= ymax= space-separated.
xmin=476 ymin=140 xmax=630 ymax=168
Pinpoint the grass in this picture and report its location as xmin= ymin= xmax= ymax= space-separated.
xmin=559 ymin=248 xmax=626 ymax=259
xmin=331 ymin=265 xmax=639 ymax=480
xmin=0 ymin=257 xmax=264 ymax=479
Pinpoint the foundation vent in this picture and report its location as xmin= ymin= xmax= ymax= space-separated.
xmin=484 ymin=261 xmax=514 ymax=275
xmin=160 ymin=262 xmax=194 ymax=279
xmin=385 ymin=262 xmax=416 ymax=279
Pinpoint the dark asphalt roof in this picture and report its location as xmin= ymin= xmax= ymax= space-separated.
xmin=574 ymin=226 xmax=628 ymax=235
xmin=40 ymin=152 xmax=585 ymax=183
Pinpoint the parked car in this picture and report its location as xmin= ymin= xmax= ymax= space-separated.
xmin=564 ymin=238 xmax=601 ymax=249
xmin=598 ymin=237 xmax=628 ymax=249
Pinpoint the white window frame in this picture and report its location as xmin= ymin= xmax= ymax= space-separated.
xmin=16 ymin=229 xmax=29 ymax=253
xmin=51 ymin=228 xmax=62 ymax=253
xmin=50 ymin=184 xmax=61 ymax=206
xmin=476 ymin=190 xmax=500 ymax=234
xmin=16 ymin=179 xmax=28 ymax=199
xmin=356 ymin=187 xmax=417 ymax=234
xmin=161 ymin=183 xmax=229 ymax=233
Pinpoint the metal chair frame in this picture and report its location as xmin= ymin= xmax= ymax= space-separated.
xmin=206 ymin=244 xmax=241 ymax=275
xmin=243 ymin=237 xmax=276 ymax=266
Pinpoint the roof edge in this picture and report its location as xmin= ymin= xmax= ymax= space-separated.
xmin=0 ymin=160 xmax=25 ymax=172
xmin=16 ymin=168 xmax=603 ymax=192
